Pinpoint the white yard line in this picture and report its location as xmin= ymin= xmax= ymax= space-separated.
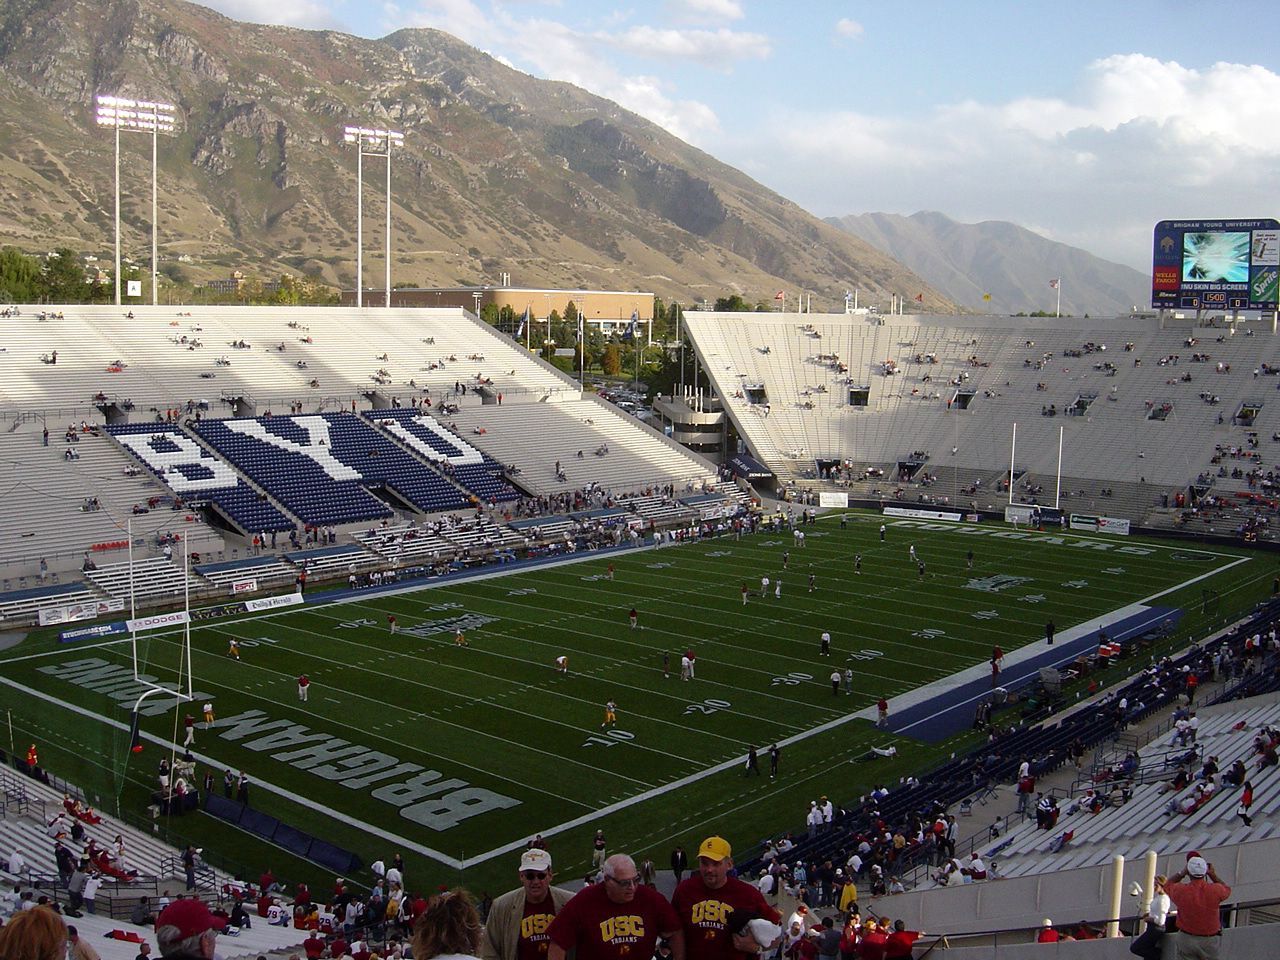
xmin=0 ymin=673 xmax=471 ymax=870
xmin=3 ymin=534 xmax=1254 ymax=870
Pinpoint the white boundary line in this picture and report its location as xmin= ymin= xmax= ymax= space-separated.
xmin=850 ymin=553 xmax=1255 ymax=726
xmin=0 ymin=672 xmax=469 ymax=869
xmin=2 ymin=532 xmax=1258 ymax=869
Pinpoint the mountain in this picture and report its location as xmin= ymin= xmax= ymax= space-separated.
xmin=0 ymin=0 xmax=954 ymax=312
xmin=826 ymin=211 xmax=1149 ymax=317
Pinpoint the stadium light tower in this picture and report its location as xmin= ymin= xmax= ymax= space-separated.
xmin=344 ymin=125 xmax=404 ymax=308
xmin=96 ymin=95 xmax=177 ymax=307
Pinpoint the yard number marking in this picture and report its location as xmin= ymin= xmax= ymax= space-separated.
xmin=582 ymin=729 xmax=635 ymax=748
xmin=683 ymin=698 xmax=732 ymax=716
xmin=770 ymin=672 xmax=813 ymax=686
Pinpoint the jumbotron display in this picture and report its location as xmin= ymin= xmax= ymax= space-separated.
xmin=1152 ymin=218 xmax=1279 ymax=311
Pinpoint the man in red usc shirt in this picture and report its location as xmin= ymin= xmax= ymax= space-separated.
xmin=674 ymin=837 xmax=781 ymax=960
xmin=882 ymin=920 xmax=923 ymax=959
xmin=548 ymin=854 xmax=684 ymax=960
xmin=483 ymin=848 xmax=573 ymax=960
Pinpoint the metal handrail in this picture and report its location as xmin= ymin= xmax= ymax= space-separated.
xmin=908 ymin=889 xmax=1280 ymax=956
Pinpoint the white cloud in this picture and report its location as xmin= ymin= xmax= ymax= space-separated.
xmin=604 ymin=26 xmax=770 ymax=65
xmin=201 ymin=0 xmax=341 ymax=29
xmin=396 ymin=0 xmax=492 ymax=43
xmin=664 ymin=0 xmax=745 ymax=24
xmin=739 ymin=55 xmax=1280 ymax=269
xmin=834 ymin=18 xmax=864 ymax=40
xmin=489 ymin=17 xmax=721 ymax=142
xmin=383 ymin=2 xmax=730 ymax=142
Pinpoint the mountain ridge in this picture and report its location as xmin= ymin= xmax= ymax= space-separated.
xmin=826 ymin=210 xmax=1149 ymax=317
xmin=0 ymin=0 xmax=955 ymax=311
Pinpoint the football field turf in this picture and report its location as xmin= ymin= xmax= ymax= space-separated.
xmin=0 ymin=512 xmax=1268 ymax=886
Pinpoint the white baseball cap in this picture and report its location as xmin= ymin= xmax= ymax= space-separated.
xmin=520 ymin=849 xmax=552 ymax=873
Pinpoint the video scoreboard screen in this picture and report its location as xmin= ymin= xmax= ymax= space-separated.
xmin=1151 ymin=218 xmax=1279 ymax=311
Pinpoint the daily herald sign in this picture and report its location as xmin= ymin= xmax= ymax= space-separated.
xmin=1152 ymin=218 xmax=1280 ymax=311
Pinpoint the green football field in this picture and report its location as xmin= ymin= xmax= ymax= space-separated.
xmin=0 ymin=512 xmax=1269 ymax=891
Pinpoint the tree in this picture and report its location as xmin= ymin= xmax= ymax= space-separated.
xmin=262 ymin=274 xmax=338 ymax=306
xmin=601 ymin=343 xmax=622 ymax=377
xmin=714 ymin=294 xmax=751 ymax=312
xmin=652 ymin=297 xmax=673 ymax=342
xmin=41 ymin=248 xmax=91 ymax=303
xmin=564 ymin=300 xmax=579 ymax=324
xmin=479 ymin=303 xmax=500 ymax=325
xmin=668 ymin=301 xmax=683 ymax=336
xmin=0 ymin=247 xmax=40 ymax=302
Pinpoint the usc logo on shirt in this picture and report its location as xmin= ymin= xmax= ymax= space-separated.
xmin=599 ymin=916 xmax=645 ymax=942
xmin=521 ymin=913 xmax=554 ymax=939
xmin=690 ymin=900 xmax=731 ymax=927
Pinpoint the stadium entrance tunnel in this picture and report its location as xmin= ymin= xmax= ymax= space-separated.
xmin=897 ymin=456 xmax=928 ymax=481
xmin=1071 ymin=393 xmax=1098 ymax=415
xmin=95 ymin=401 xmax=133 ymax=425
xmin=223 ymin=395 xmax=257 ymax=418
xmin=1236 ymin=400 xmax=1263 ymax=426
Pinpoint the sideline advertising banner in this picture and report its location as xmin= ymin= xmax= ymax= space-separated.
xmin=245 ymin=593 xmax=304 ymax=613
xmin=884 ymin=506 xmax=962 ymax=522
xmin=127 ymin=610 xmax=192 ymax=632
xmin=1069 ymin=514 xmax=1131 ymax=536
xmin=1004 ymin=505 xmax=1035 ymax=524
xmin=38 ymin=598 xmax=126 ymax=627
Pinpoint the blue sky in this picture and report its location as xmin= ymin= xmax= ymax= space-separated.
xmin=202 ymin=0 xmax=1280 ymax=271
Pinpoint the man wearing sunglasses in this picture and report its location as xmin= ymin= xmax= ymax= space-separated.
xmin=482 ymin=849 xmax=573 ymax=960
xmin=548 ymin=854 xmax=684 ymax=960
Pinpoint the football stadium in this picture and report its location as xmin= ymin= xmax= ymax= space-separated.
xmin=1 ymin=296 xmax=1280 ymax=958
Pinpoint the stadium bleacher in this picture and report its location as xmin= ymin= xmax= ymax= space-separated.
xmin=10 ymin=302 xmax=1280 ymax=948
xmin=684 ymin=312 xmax=1280 ymax=531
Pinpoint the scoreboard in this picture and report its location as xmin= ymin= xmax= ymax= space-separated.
xmin=1151 ymin=218 xmax=1279 ymax=311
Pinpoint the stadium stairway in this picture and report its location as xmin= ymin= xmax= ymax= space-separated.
xmin=963 ymin=696 xmax=1280 ymax=881
xmin=0 ymin=767 xmax=307 ymax=958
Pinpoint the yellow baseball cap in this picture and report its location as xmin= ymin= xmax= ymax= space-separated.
xmin=698 ymin=836 xmax=732 ymax=861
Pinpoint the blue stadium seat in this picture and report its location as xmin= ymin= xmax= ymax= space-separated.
xmin=365 ymin=409 xmax=519 ymax=504
xmin=107 ymin=423 xmax=294 ymax=532
xmin=188 ymin=413 xmax=471 ymax=525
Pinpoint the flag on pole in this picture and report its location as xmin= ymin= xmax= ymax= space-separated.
xmin=623 ymin=308 xmax=639 ymax=341
xmin=982 ymin=293 xmax=992 ymax=302
xmin=1049 ymin=278 xmax=1060 ymax=289
xmin=516 ymin=306 xmax=529 ymax=339
xmin=774 ymin=291 xmax=784 ymax=301
xmin=914 ymin=293 xmax=924 ymax=303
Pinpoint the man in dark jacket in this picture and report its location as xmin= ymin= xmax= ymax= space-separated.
xmin=671 ymin=846 xmax=689 ymax=883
